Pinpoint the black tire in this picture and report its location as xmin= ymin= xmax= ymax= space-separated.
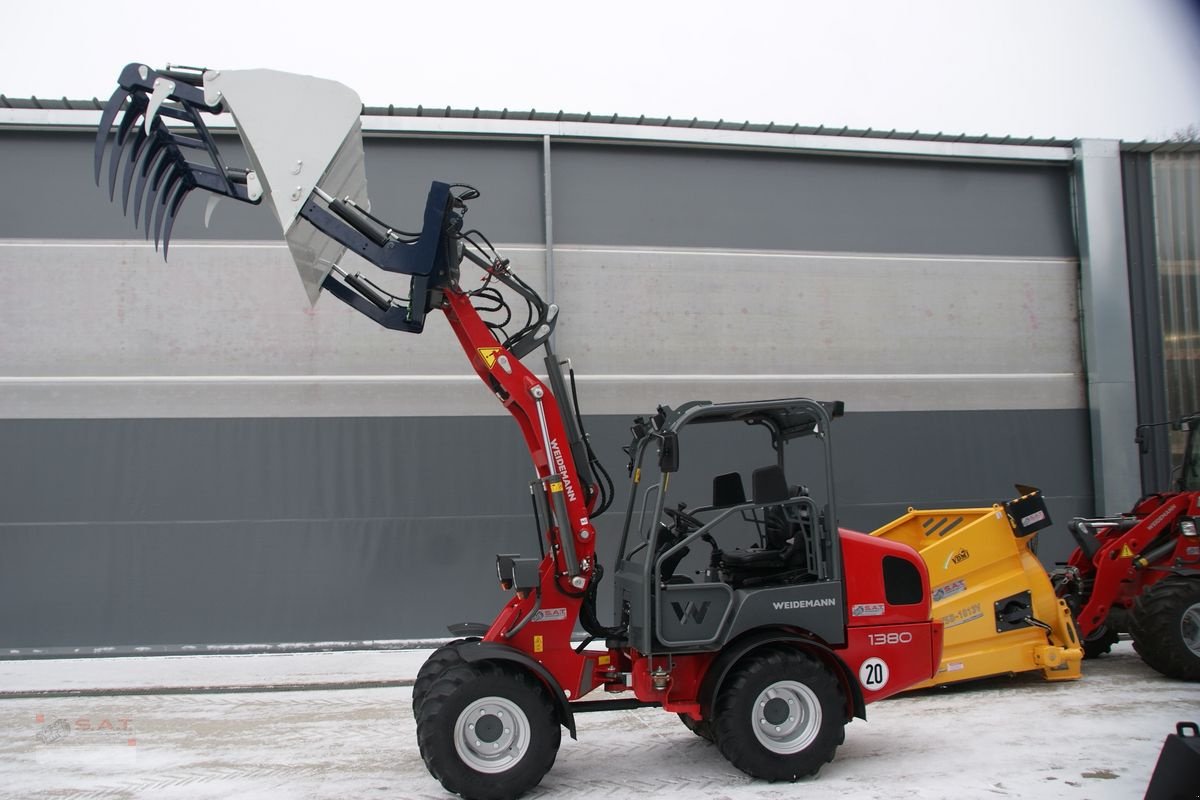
xmin=712 ymin=647 xmax=845 ymax=782
xmin=413 ymin=637 xmax=480 ymax=717
xmin=416 ymin=661 xmax=561 ymax=800
xmin=1082 ymin=624 xmax=1120 ymax=659
xmin=678 ymin=712 xmax=715 ymax=742
xmin=1129 ymin=577 xmax=1200 ymax=681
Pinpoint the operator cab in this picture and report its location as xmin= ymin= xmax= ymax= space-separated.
xmin=611 ymin=398 xmax=846 ymax=655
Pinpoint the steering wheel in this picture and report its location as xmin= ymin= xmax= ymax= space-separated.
xmin=664 ymin=503 xmax=704 ymax=532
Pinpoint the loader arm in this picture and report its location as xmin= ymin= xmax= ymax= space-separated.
xmin=94 ymin=64 xmax=614 ymax=698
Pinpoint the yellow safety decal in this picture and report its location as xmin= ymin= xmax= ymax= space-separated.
xmin=598 ymin=655 xmax=610 ymax=666
xmin=1119 ymin=544 xmax=1136 ymax=559
xmin=477 ymin=347 xmax=501 ymax=368
xmin=533 ymin=635 xmax=544 ymax=653
xmin=550 ymin=481 xmax=564 ymax=493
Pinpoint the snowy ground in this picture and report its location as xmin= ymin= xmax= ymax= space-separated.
xmin=1 ymin=641 xmax=1196 ymax=799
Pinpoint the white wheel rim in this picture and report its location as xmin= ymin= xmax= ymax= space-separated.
xmin=750 ymin=679 xmax=821 ymax=754
xmin=453 ymin=696 xmax=530 ymax=773
xmin=1183 ymin=601 xmax=1200 ymax=657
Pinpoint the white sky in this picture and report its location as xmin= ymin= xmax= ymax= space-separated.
xmin=3 ymin=0 xmax=1200 ymax=141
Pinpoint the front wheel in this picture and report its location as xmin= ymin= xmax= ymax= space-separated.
xmin=713 ymin=647 xmax=845 ymax=781
xmin=1129 ymin=577 xmax=1200 ymax=681
xmin=416 ymin=661 xmax=561 ymax=800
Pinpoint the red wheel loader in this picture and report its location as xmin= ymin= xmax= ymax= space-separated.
xmin=1052 ymin=415 xmax=1200 ymax=679
xmin=92 ymin=63 xmax=943 ymax=799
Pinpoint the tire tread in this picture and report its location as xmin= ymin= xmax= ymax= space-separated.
xmin=712 ymin=646 xmax=845 ymax=781
xmin=1128 ymin=576 xmax=1200 ymax=681
xmin=416 ymin=660 xmax=560 ymax=800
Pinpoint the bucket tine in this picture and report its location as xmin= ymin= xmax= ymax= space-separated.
xmin=161 ymin=183 xmax=192 ymax=258
xmin=144 ymin=154 xmax=177 ymax=236
xmin=153 ymin=168 xmax=187 ymax=251
xmin=108 ymin=94 xmax=147 ymax=201
xmin=93 ymin=87 xmax=129 ymax=185
xmin=133 ymin=140 xmax=169 ymax=226
xmin=120 ymin=124 xmax=152 ymax=214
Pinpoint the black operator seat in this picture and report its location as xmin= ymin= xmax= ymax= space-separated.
xmin=719 ymin=465 xmax=812 ymax=585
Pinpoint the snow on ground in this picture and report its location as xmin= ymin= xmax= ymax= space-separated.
xmin=0 ymin=649 xmax=432 ymax=695
xmin=0 ymin=641 xmax=1196 ymax=799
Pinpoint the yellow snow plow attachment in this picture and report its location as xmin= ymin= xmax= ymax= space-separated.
xmin=870 ymin=487 xmax=1082 ymax=688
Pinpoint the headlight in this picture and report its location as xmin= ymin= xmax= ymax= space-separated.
xmin=1181 ymin=518 xmax=1198 ymax=537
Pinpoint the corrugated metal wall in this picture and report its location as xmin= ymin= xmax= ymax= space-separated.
xmin=0 ymin=123 xmax=1094 ymax=654
xmin=1153 ymin=151 xmax=1200 ymax=462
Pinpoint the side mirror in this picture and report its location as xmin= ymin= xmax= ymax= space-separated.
xmin=658 ymin=433 xmax=680 ymax=473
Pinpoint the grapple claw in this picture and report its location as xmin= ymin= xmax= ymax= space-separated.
xmin=108 ymin=94 xmax=148 ymax=201
xmin=154 ymin=168 xmax=187 ymax=251
xmin=133 ymin=140 xmax=169 ymax=226
xmin=120 ymin=125 xmax=152 ymax=214
xmin=94 ymin=86 xmax=130 ymax=185
xmin=145 ymin=154 xmax=177 ymax=235
xmin=161 ymin=184 xmax=192 ymax=258
xmin=94 ymin=62 xmax=261 ymax=249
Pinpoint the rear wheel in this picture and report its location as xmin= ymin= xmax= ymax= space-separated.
xmin=412 ymin=637 xmax=479 ymax=717
xmin=1129 ymin=577 xmax=1200 ymax=681
xmin=713 ymin=647 xmax=845 ymax=781
xmin=416 ymin=661 xmax=561 ymax=799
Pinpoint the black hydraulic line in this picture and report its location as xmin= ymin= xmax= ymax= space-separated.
xmin=578 ymin=562 xmax=625 ymax=640
xmin=568 ymin=364 xmax=614 ymax=518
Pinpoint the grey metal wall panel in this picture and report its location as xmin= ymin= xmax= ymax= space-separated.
xmin=0 ymin=417 xmax=534 ymax=524
xmin=0 ymin=240 xmax=1081 ymax=419
xmin=550 ymin=247 xmax=1083 ymax=408
xmin=550 ymin=144 xmax=1076 ymax=256
xmin=0 ymin=132 xmax=544 ymax=244
xmin=2 ymin=132 xmax=1073 ymax=259
xmin=0 ymin=409 xmax=1091 ymax=653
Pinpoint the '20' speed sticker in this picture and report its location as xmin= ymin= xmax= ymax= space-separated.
xmin=859 ymin=657 xmax=890 ymax=690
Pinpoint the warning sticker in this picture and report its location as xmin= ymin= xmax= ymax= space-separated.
xmin=477 ymin=347 xmax=501 ymax=368
xmin=1119 ymin=544 xmax=1136 ymax=559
